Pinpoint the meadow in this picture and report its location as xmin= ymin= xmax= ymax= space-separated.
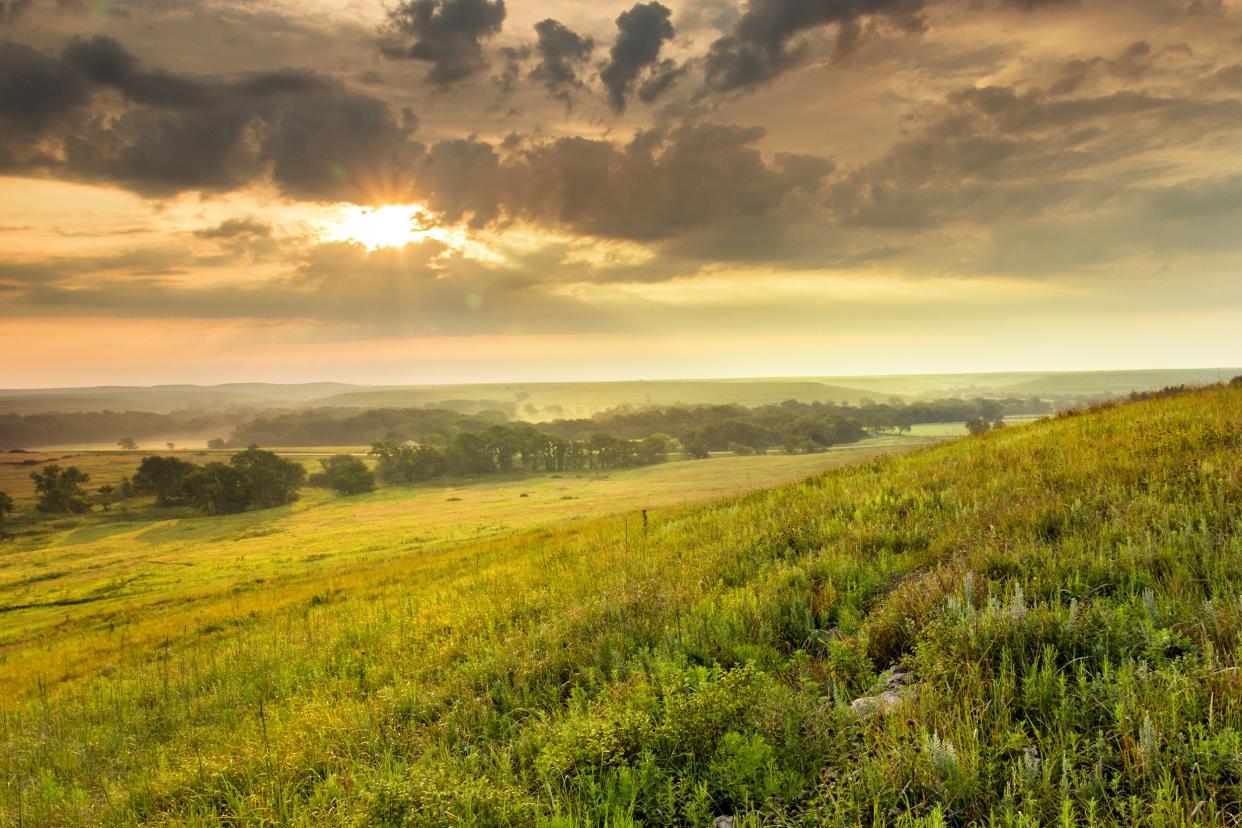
xmin=2 ymin=386 xmax=1240 ymax=826
xmin=0 ymin=442 xmax=920 ymax=698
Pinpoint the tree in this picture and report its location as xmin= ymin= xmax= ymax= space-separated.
xmin=0 ymin=491 xmax=13 ymax=534
xmin=207 ymin=438 xmax=227 ymax=450
xmin=229 ymin=447 xmax=306 ymax=508
xmin=183 ymin=463 xmax=251 ymax=515
xmin=117 ymin=437 xmax=137 ymax=450
xmin=133 ymin=456 xmax=199 ymax=506
xmin=96 ymin=484 xmax=116 ymax=511
xmin=965 ymin=417 xmax=991 ymax=436
xmin=31 ymin=464 xmax=91 ymax=513
xmin=316 ymin=455 xmax=375 ymax=495
xmin=166 ymin=442 xmax=176 ymax=451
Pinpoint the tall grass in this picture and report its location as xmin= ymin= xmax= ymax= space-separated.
xmin=2 ymin=387 xmax=1240 ymax=826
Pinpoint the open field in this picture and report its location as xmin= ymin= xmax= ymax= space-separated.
xmin=0 ymin=441 xmax=924 ymax=697
xmin=2 ymin=386 xmax=1240 ymax=825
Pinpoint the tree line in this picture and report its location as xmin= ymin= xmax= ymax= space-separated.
xmin=367 ymin=425 xmax=674 ymax=483
xmin=8 ymin=448 xmax=308 ymax=518
xmin=0 ymin=409 xmax=242 ymax=450
xmin=1 ymin=395 xmax=1054 ymax=452
xmin=536 ymin=397 xmax=1038 ymax=455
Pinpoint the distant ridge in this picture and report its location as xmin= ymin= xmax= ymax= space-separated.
xmin=1 ymin=368 xmax=1236 ymax=416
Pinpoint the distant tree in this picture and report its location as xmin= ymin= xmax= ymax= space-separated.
xmin=207 ymin=438 xmax=227 ymax=450
xmin=317 ymin=455 xmax=375 ymax=495
xmin=683 ymin=433 xmax=711 ymax=459
xmin=117 ymin=437 xmax=137 ymax=450
xmin=965 ymin=417 xmax=991 ymax=436
xmin=133 ymin=456 xmax=199 ymax=506
xmin=31 ymin=464 xmax=92 ymax=513
xmin=183 ymin=463 xmax=251 ymax=515
xmin=0 ymin=490 xmax=13 ymax=533
xmin=96 ymin=484 xmax=116 ymax=511
xmin=118 ymin=476 xmax=135 ymax=500
xmin=166 ymin=442 xmax=176 ymax=451
xmin=1231 ymin=376 xmax=1242 ymax=389
xmin=229 ymin=447 xmax=306 ymax=508
xmin=992 ymin=416 xmax=1006 ymax=429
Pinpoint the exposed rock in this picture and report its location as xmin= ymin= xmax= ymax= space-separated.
xmin=850 ymin=669 xmax=915 ymax=717
xmin=714 ymin=817 xmax=735 ymax=828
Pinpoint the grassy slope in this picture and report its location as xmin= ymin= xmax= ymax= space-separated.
xmin=2 ymin=388 xmax=1241 ymax=826
xmin=0 ymin=444 xmax=916 ymax=697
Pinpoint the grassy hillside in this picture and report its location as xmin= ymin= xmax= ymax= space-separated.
xmin=0 ymin=444 xmax=917 ymax=696
xmin=2 ymin=387 xmax=1241 ymax=825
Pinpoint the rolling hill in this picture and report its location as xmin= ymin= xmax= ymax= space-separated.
xmin=2 ymin=385 xmax=1241 ymax=824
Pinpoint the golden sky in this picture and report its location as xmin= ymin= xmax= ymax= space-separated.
xmin=1 ymin=0 xmax=1241 ymax=385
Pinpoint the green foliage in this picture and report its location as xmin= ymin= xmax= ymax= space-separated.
xmin=132 ymin=455 xmax=198 ymax=505
xmin=314 ymin=454 xmax=375 ymax=495
xmin=229 ymin=447 xmax=307 ymax=508
xmin=30 ymin=463 xmax=91 ymax=513
xmin=3 ymin=386 xmax=1242 ymax=825
xmin=0 ymin=489 xmax=12 ymax=530
xmin=183 ymin=462 xmax=252 ymax=515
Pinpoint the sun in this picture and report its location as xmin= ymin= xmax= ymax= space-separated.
xmin=325 ymin=204 xmax=434 ymax=250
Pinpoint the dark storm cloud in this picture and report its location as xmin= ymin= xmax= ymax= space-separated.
xmin=0 ymin=0 xmax=30 ymax=23
xmin=637 ymin=58 xmax=688 ymax=103
xmin=0 ymin=41 xmax=90 ymax=134
xmin=406 ymin=122 xmax=837 ymax=263
xmin=384 ymin=0 xmax=507 ymax=87
xmin=62 ymin=35 xmax=215 ymax=107
xmin=703 ymin=0 xmax=929 ymax=94
xmin=600 ymin=2 xmax=675 ymax=112
xmin=0 ymin=37 xmax=422 ymax=201
xmin=530 ymin=18 xmax=594 ymax=103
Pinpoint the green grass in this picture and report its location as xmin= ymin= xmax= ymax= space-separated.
xmin=1 ymin=387 xmax=1240 ymax=826
xmin=0 ymin=443 xmax=915 ymax=698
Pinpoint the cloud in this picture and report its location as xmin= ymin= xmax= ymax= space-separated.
xmin=0 ymin=41 xmax=91 ymax=136
xmin=530 ymin=18 xmax=594 ymax=104
xmin=0 ymin=37 xmax=423 ymax=201
xmin=0 ymin=0 xmax=30 ymax=23
xmin=600 ymin=2 xmax=675 ymax=112
xmin=703 ymin=0 xmax=929 ymax=94
xmin=637 ymin=58 xmax=688 ymax=103
xmin=193 ymin=218 xmax=273 ymax=239
xmin=384 ymin=0 xmax=507 ymax=87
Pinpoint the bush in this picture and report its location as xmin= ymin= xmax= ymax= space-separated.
xmin=31 ymin=464 xmax=91 ymax=513
xmin=317 ymin=455 xmax=375 ymax=495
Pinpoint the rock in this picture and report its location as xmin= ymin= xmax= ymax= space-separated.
xmin=714 ymin=817 xmax=735 ymax=828
xmin=850 ymin=669 xmax=915 ymax=717
xmin=850 ymin=689 xmax=908 ymax=716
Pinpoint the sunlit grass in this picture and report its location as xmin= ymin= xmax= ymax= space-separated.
xmin=1 ymin=388 xmax=1239 ymax=825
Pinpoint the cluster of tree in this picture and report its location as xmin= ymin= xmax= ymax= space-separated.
xmin=368 ymin=425 xmax=673 ymax=483
xmin=308 ymin=455 xmax=375 ymax=495
xmin=543 ymin=397 xmax=1048 ymax=451
xmin=0 ymin=410 xmax=242 ymax=450
xmin=538 ymin=401 xmax=867 ymax=455
xmin=130 ymin=448 xmax=306 ymax=515
xmin=229 ymin=407 xmax=511 ymax=448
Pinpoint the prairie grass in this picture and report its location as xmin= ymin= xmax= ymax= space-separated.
xmin=1 ymin=388 xmax=1240 ymax=826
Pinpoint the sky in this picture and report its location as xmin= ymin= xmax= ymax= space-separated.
xmin=1 ymin=0 xmax=1241 ymax=387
